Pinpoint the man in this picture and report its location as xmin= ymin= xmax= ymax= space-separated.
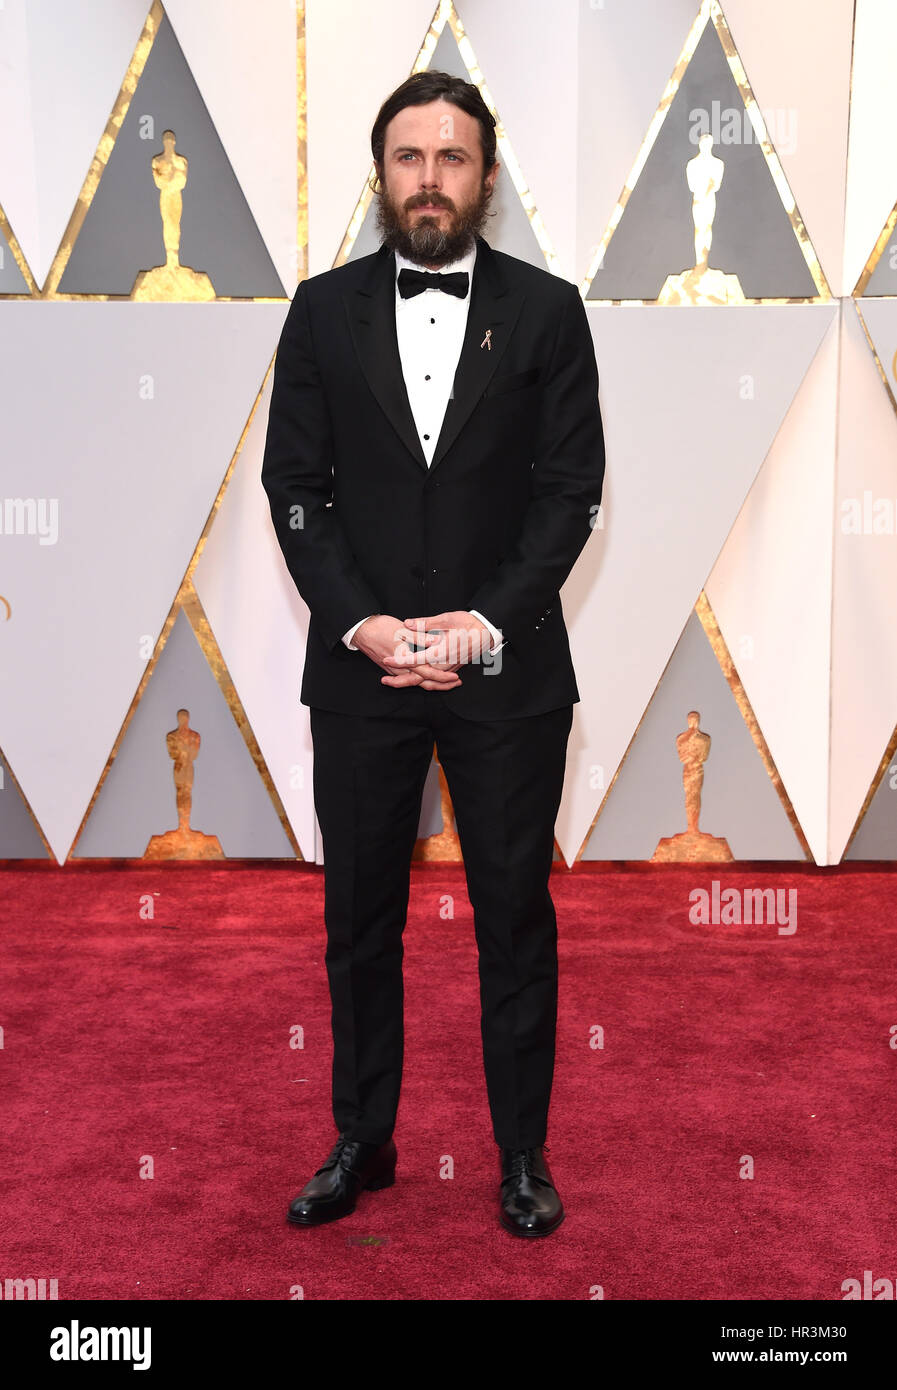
xmin=261 ymin=70 xmax=605 ymax=1238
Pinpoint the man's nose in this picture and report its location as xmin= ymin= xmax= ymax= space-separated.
xmin=418 ymin=160 xmax=441 ymax=188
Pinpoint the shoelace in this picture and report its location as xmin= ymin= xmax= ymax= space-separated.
xmin=501 ymin=1144 xmax=553 ymax=1186
xmin=315 ymin=1135 xmax=365 ymax=1176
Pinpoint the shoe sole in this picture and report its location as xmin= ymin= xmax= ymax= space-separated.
xmin=286 ymin=1172 xmax=396 ymax=1226
xmin=499 ymin=1208 xmax=565 ymax=1238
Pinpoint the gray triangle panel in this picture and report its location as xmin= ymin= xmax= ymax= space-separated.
xmin=58 ymin=13 xmax=285 ymax=297
xmin=582 ymin=610 xmax=804 ymax=860
xmin=587 ymin=23 xmax=817 ymax=301
xmin=0 ymin=231 xmax=29 ymax=293
xmin=0 ymin=749 xmax=49 ymax=857
xmin=861 ymin=211 xmax=897 ymax=296
xmin=417 ymin=756 xmax=443 ymax=838
xmin=844 ymin=755 xmax=897 ymax=859
xmin=73 ymin=610 xmax=294 ymax=858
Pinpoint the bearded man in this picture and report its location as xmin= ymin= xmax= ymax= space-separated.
xmin=262 ymin=69 xmax=605 ymax=1238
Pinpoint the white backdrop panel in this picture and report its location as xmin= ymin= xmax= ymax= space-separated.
xmin=558 ymin=302 xmax=835 ymax=865
xmin=306 ymin=0 xmax=437 ymax=273
xmin=0 ymin=302 xmax=285 ymax=862
xmin=843 ymin=0 xmax=897 ymax=293
xmin=164 ymin=0 xmax=298 ymax=292
xmin=829 ymin=300 xmax=897 ymax=860
xmin=706 ymin=308 xmax=840 ymax=863
xmin=194 ymin=368 xmax=318 ymax=862
xmin=455 ymin=0 xmax=579 ymax=278
xmin=723 ymin=0 xmax=853 ymax=297
xmin=0 ymin=0 xmax=149 ymax=290
xmin=574 ymin=0 xmax=702 ymax=286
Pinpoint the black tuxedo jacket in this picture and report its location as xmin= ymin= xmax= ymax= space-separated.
xmin=261 ymin=234 xmax=605 ymax=720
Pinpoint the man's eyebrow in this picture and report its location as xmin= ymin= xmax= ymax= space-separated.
xmin=389 ymin=144 xmax=472 ymax=156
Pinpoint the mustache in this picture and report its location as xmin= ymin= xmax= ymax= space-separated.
xmin=404 ymin=193 xmax=456 ymax=212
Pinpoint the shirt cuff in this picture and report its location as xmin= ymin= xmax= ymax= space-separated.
xmin=343 ymin=615 xmax=375 ymax=651
xmin=469 ymin=609 xmax=505 ymax=655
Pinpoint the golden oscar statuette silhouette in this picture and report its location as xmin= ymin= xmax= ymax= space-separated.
xmin=144 ymin=708 xmax=224 ymax=859
xmin=131 ymin=130 xmax=215 ymax=301
xmin=412 ymin=757 xmax=463 ymax=862
xmin=658 ymin=134 xmax=745 ymax=305
xmin=651 ymin=710 xmax=733 ymax=862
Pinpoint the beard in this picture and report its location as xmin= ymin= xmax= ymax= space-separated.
xmin=375 ymin=177 xmax=494 ymax=266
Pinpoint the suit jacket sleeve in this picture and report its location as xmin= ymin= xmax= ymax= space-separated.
xmin=465 ymin=282 xmax=605 ymax=643
xmin=261 ymin=280 xmax=381 ymax=652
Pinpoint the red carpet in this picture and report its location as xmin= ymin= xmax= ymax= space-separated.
xmin=1 ymin=862 xmax=895 ymax=1301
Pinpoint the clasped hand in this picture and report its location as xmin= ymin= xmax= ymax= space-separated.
xmin=353 ymin=611 xmax=493 ymax=690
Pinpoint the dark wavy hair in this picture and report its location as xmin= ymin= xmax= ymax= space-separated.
xmin=370 ymin=71 xmax=498 ymax=183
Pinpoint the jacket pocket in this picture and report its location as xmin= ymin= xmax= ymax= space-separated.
xmin=483 ymin=367 xmax=540 ymax=398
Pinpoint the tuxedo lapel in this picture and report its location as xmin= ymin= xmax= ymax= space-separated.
xmin=342 ymin=236 xmax=526 ymax=476
xmin=430 ymin=237 xmax=524 ymax=471
xmin=343 ymin=244 xmax=428 ymax=472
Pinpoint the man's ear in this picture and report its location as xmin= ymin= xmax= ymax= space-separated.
xmin=370 ymin=163 xmax=383 ymax=195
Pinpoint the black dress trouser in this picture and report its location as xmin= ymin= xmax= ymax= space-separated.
xmin=309 ymin=688 xmax=574 ymax=1150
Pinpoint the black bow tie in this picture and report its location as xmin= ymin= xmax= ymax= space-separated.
xmin=397 ymin=267 xmax=469 ymax=300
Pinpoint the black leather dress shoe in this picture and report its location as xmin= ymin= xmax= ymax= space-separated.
xmin=498 ymin=1144 xmax=564 ymax=1237
xmin=287 ymin=1134 xmax=397 ymax=1226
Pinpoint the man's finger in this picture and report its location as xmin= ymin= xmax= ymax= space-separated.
xmin=382 ymin=649 xmax=433 ymax=671
xmin=403 ymin=614 xmax=452 ymax=628
xmin=381 ymin=671 xmax=420 ymax=686
xmin=381 ymin=670 xmax=462 ymax=689
xmin=401 ymin=619 xmax=441 ymax=642
xmin=387 ymin=645 xmax=448 ymax=668
xmin=387 ymin=662 xmax=460 ymax=683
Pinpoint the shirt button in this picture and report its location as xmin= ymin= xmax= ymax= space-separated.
xmin=423 ymin=434 xmax=430 ymax=440
xmin=430 ymin=317 xmax=435 ymax=324
xmin=425 ymin=375 xmax=431 ymax=381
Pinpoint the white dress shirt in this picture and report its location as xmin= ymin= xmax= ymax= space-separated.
xmin=342 ymin=242 xmax=505 ymax=657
